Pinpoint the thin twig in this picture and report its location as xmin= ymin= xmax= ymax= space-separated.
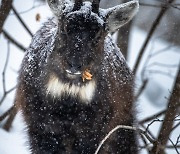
xmin=94 ymin=125 xmax=155 ymax=154
xmin=139 ymin=133 xmax=151 ymax=153
xmin=140 ymin=43 xmax=175 ymax=80
xmin=147 ymin=70 xmax=175 ymax=78
xmin=139 ymin=2 xmax=180 ymax=11
xmin=11 ymin=5 xmax=33 ymax=37
xmin=10 ymin=3 xmax=45 ymax=15
xmin=0 ymin=86 xmax=16 ymax=106
xmin=168 ymin=138 xmax=180 ymax=154
xmin=0 ymin=40 xmax=16 ymax=106
xmin=147 ymin=62 xmax=178 ymax=69
xmin=0 ymin=41 xmax=10 ymax=106
xmin=2 ymin=29 xmax=26 ymax=52
xmin=95 ymin=125 xmax=136 ymax=154
xmin=172 ymin=122 xmax=180 ymax=131
xmin=139 ymin=145 xmax=180 ymax=149
xmin=3 ymin=104 xmax=18 ymax=131
xmin=2 ymin=41 xmax=10 ymax=92
xmin=135 ymin=79 xmax=148 ymax=100
xmin=140 ymin=124 xmax=156 ymax=141
xmin=0 ymin=105 xmax=14 ymax=121
xmin=139 ymin=109 xmax=166 ymax=125
xmin=175 ymin=135 xmax=180 ymax=146
xmin=151 ymin=46 xmax=178 ymax=58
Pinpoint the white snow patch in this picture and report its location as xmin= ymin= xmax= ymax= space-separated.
xmin=0 ymin=112 xmax=30 ymax=154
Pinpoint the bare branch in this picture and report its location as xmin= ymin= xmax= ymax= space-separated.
xmin=0 ymin=41 xmax=10 ymax=106
xmin=133 ymin=0 xmax=175 ymax=75
xmin=95 ymin=125 xmax=155 ymax=154
xmin=0 ymin=105 xmax=14 ymax=121
xmin=2 ymin=41 xmax=10 ymax=93
xmin=0 ymin=41 xmax=16 ymax=106
xmin=11 ymin=5 xmax=33 ymax=37
xmin=140 ymin=2 xmax=180 ymax=11
xmin=168 ymin=138 xmax=180 ymax=154
xmin=140 ymin=124 xmax=156 ymax=141
xmin=139 ymin=133 xmax=151 ymax=153
xmin=139 ymin=109 xmax=166 ymax=125
xmin=172 ymin=122 xmax=180 ymax=131
xmin=0 ymin=0 xmax=13 ymax=34
xmin=135 ymin=79 xmax=148 ymax=100
xmin=147 ymin=62 xmax=178 ymax=69
xmin=0 ymin=41 xmax=17 ymax=130
xmin=3 ymin=104 xmax=18 ymax=131
xmin=2 ymin=29 xmax=26 ymax=52
xmin=10 ymin=2 xmax=44 ymax=15
xmin=151 ymin=67 xmax=180 ymax=153
xmin=175 ymin=135 xmax=180 ymax=147
xmin=95 ymin=125 xmax=136 ymax=154
xmin=140 ymin=145 xmax=180 ymax=150
xmin=140 ymin=43 xmax=175 ymax=80
xmin=151 ymin=46 xmax=178 ymax=58
xmin=147 ymin=70 xmax=175 ymax=78
xmin=0 ymin=86 xmax=16 ymax=106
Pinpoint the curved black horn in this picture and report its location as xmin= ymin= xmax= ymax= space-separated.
xmin=92 ymin=0 xmax=101 ymax=13
xmin=73 ymin=0 xmax=83 ymax=11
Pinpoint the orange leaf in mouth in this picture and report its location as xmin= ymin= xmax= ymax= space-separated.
xmin=36 ymin=13 xmax=41 ymax=22
xmin=82 ymin=69 xmax=93 ymax=82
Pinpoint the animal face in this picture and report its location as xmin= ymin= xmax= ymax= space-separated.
xmin=47 ymin=0 xmax=139 ymax=83
xmin=59 ymin=9 xmax=105 ymax=81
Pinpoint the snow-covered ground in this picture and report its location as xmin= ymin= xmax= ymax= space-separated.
xmin=0 ymin=0 xmax=179 ymax=154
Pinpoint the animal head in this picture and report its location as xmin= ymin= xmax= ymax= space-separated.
xmin=47 ymin=0 xmax=138 ymax=84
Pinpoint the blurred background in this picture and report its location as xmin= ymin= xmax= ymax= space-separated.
xmin=0 ymin=0 xmax=179 ymax=153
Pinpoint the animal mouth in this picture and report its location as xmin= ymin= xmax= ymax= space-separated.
xmin=65 ymin=69 xmax=93 ymax=82
xmin=66 ymin=70 xmax=82 ymax=75
xmin=65 ymin=69 xmax=82 ymax=79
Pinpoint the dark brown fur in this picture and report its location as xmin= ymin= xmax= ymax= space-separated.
xmin=16 ymin=1 xmax=138 ymax=153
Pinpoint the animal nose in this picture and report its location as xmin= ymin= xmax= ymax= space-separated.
xmin=67 ymin=60 xmax=82 ymax=69
xmin=67 ymin=60 xmax=82 ymax=73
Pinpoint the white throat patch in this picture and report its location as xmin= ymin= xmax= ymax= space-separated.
xmin=46 ymin=74 xmax=96 ymax=104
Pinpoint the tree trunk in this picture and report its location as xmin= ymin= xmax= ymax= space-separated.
xmin=0 ymin=0 xmax=13 ymax=34
xmin=150 ymin=67 xmax=180 ymax=154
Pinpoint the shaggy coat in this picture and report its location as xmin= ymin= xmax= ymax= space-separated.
xmin=16 ymin=1 xmax=138 ymax=154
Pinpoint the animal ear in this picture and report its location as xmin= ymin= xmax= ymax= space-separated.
xmin=105 ymin=1 xmax=139 ymax=32
xmin=47 ymin=0 xmax=70 ymax=17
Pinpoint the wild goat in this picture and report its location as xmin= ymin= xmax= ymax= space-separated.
xmin=16 ymin=0 xmax=139 ymax=153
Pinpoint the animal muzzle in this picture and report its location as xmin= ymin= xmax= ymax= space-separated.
xmin=65 ymin=59 xmax=83 ymax=76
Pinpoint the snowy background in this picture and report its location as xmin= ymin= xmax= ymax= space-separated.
xmin=0 ymin=0 xmax=179 ymax=154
